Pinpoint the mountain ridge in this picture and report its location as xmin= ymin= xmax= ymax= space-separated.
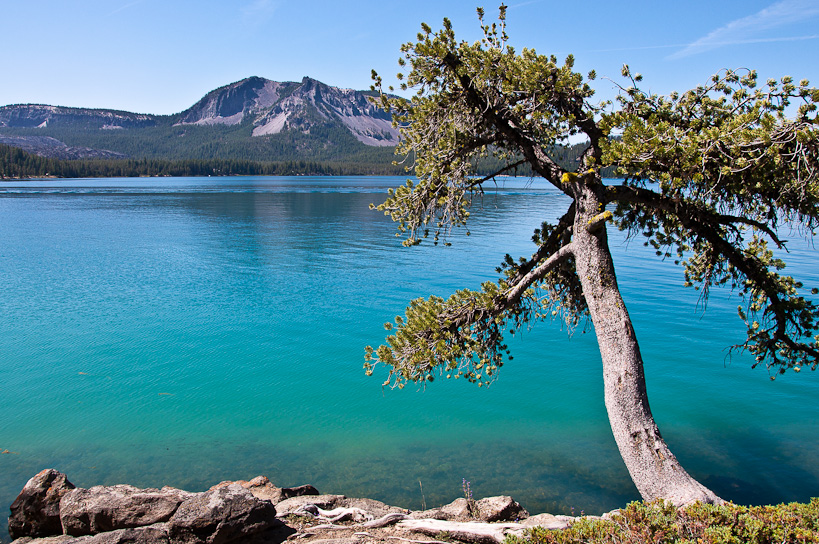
xmin=0 ymin=76 xmax=400 ymax=161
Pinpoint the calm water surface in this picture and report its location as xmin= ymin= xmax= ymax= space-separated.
xmin=1 ymin=176 xmax=817 ymax=539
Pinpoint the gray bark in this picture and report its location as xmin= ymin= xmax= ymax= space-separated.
xmin=569 ymin=180 xmax=722 ymax=505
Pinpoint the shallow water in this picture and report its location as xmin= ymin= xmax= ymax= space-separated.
xmin=1 ymin=176 xmax=817 ymax=540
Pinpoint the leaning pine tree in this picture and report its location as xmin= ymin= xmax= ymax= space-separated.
xmin=364 ymin=6 xmax=819 ymax=506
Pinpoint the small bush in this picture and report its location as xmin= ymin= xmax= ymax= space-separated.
xmin=505 ymin=498 xmax=819 ymax=544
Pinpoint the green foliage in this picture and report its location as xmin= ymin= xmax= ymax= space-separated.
xmin=364 ymin=211 xmax=585 ymax=389
xmin=505 ymin=498 xmax=819 ymax=544
xmin=365 ymin=283 xmax=510 ymax=388
xmin=371 ymin=5 xmax=600 ymax=246
xmin=365 ymin=6 xmax=819 ymax=389
xmin=602 ymin=66 xmax=819 ymax=374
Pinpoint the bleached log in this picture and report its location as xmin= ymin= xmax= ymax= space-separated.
xmin=397 ymin=519 xmax=525 ymax=544
xmin=316 ymin=506 xmax=374 ymax=523
xmin=387 ymin=537 xmax=450 ymax=544
xmin=363 ymin=512 xmax=410 ymax=528
xmin=288 ymin=504 xmax=374 ymax=523
xmin=310 ymin=523 xmax=346 ymax=530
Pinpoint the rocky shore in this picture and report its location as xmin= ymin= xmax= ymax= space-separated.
xmin=8 ymin=469 xmax=604 ymax=544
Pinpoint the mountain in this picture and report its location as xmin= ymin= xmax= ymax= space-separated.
xmin=0 ymin=135 xmax=128 ymax=160
xmin=0 ymin=77 xmax=400 ymax=162
xmin=0 ymin=104 xmax=157 ymax=130
xmin=176 ymin=76 xmax=398 ymax=146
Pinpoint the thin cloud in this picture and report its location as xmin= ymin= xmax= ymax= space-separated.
xmin=106 ymin=0 xmax=144 ymax=17
xmin=507 ymin=0 xmax=544 ymax=8
xmin=668 ymin=0 xmax=819 ymax=59
xmin=594 ymin=34 xmax=819 ymax=54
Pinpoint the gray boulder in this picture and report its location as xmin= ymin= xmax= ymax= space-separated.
xmin=521 ymin=513 xmax=575 ymax=529
xmin=10 ymin=537 xmax=76 ymax=544
xmin=59 ymin=485 xmax=195 ymax=536
xmin=409 ymin=496 xmax=528 ymax=522
xmin=475 ymin=496 xmax=529 ymax=522
xmin=210 ymin=476 xmax=318 ymax=505
xmin=10 ymin=524 xmax=170 ymax=544
xmin=9 ymin=469 xmax=76 ymax=539
xmin=338 ymin=498 xmax=405 ymax=519
xmin=76 ymin=523 xmax=170 ymax=544
xmin=278 ymin=485 xmax=319 ymax=502
xmin=409 ymin=497 xmax=471 ymax=521
xmin=273 ymin=495 xmax=346 ymax=517
xmin=167 ymin=483 xmax=276 ymax=544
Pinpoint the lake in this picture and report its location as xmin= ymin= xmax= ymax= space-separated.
xmin=1 ymin=176 xmax=817 ymax=539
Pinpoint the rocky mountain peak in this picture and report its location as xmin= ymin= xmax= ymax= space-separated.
xmin=175 ymin=77 xmax=286 ymax=127
xmin=176 ymin=76 xmax=399 ymax=146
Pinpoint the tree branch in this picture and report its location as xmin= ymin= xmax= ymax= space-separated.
xmin=444 ymin=135 xmax=503 ymax=172
xmin=502 ymin=243 xmax=575 ymax=306
xmin=611 ymin=184 xmax=819 ymax=364
xmin=441 ymin=52 xmax=568 ymax=190
xmin=609 ymin=185 xmax=786 ymax=246
xmin=506 ymin=202 xmax=576 ymax=280
xmin=467 ymin=159 xmax=529 ymax=188
xmin=712 ymin=213 xmax=786 ymax=248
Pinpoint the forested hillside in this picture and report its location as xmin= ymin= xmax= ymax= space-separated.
xmin=0 ymin=121 xmax=398 ymax=163
xmin=0 ymin=144 xmax=402 ymax=179
xmin=1 ymin=141 xmax=599 ymax=180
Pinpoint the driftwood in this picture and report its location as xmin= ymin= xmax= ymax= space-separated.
xmin=280 ymin=501 xmax=531 ymax=544
xmin=363 ymin=512 xmax=410 ymax=528
xmin=397 ymin=519 xmax=526 ymax=544
xmin=318 ymin=507 xmax=374 ymax=523
xmin=289 ymin=505 xmax=375 ymax=523
xmin=387 ymin=537 xmax=450 ymax=544
xmin=281 ymin=500 xmax=539 ymax=544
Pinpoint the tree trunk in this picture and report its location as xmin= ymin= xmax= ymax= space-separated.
xmin=570 ymin=180 xmax=722 ymax=506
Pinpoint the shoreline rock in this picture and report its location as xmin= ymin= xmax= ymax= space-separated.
xmin=8 ymin=470 xmax=76 ymax=539
xmin=8 ymin=469 xmax=592 ymax=544
xmin=60 ymin=485 xmax=196 ymax=536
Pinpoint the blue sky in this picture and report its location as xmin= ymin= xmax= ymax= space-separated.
xmin=2 ymin=0 xmax=818 ymax=115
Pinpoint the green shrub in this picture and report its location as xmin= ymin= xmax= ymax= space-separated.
xmin=506 ymin=498 xmax=819 ymax=544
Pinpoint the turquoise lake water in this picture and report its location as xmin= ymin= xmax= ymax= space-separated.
xmin=1 ymin=176 xmax=817 ymax=539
